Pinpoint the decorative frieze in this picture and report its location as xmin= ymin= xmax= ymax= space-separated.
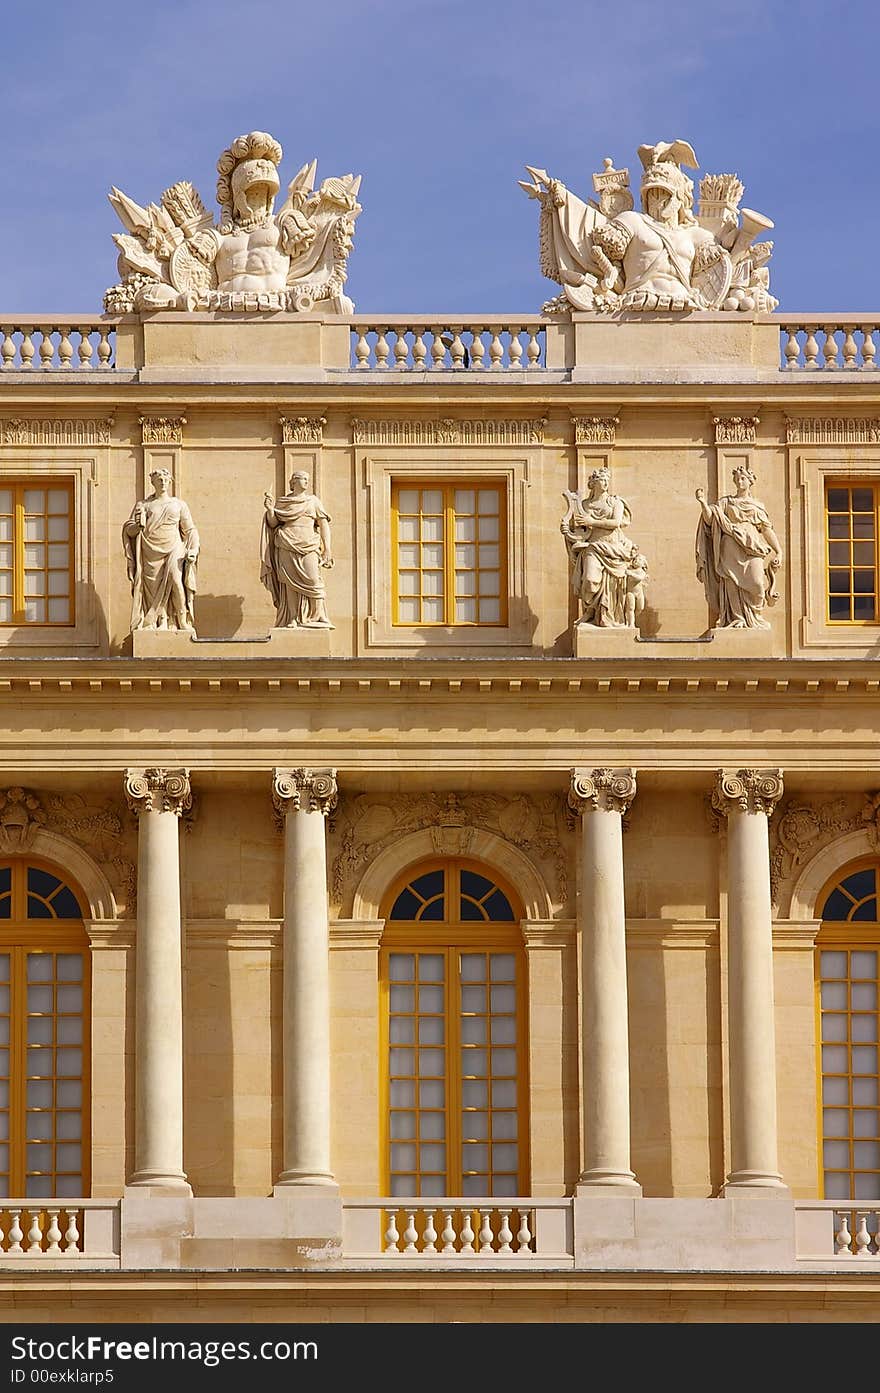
xmin=713 ymin=414 xmax=759 ymax=445
xmin=330 ymin=790 xmax=569 ymax=911
xmin=711 ymin=768 xmax=784 ymax=819
xmin=124 ymin=768 xmax=192 ymax=817
xmin=573 ymin=415 xmax=619 ymax=446
xmin=272 ymin=767 xmax=338 ymax=822
xmin=567 ymin=767 xmax=637 ymax=818
xmin=139 ymin=415 xmax=186 ymax=445
xmin=0 ymin=786 xmax=135 ymax=912
xmin=280 ymin=415 xmax=326 ymax=445
xmin=0 ymin=417 xmax=112 ymax=446
xmin=769 ymin=792 xmax=880 ymax=905
xmin=786 ymin=417 xmax=880 ymax=445
xmin=350 ymin=417 xmax=546 ymax=447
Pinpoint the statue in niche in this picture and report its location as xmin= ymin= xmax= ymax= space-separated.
xmin=104 ymin=131 xmax=362 ymax=315
xmin=261 ymin=471 xmax=334 ymax=628
xmin=561 ymin=469 xmax=648 ymax=628
xmin=520 ymin=139 xmax=776 ymax=315
xmin=695 ymin=464 xmax=782 ymax=630
xmin=122 ymin=467 xmax=199 ymax=632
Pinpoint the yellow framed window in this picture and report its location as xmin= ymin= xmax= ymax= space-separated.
xmin=826 ymin=483 xmax=878 ymax=623
xmin=392 ymin=483 xmax=506 ymax=625
xmin=0 ymin=860 xmax=89 ymax=1199
xmin=817 ymin=860 xmax=880 ymax=1200
xmin=0 ymin=481 xmax=74 ymax=626
xmin=380 ymin=860 xmax=527 ymax=1197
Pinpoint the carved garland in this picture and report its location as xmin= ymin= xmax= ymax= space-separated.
xmin=139 ymin=415 xmax=186 ymax=445
xmin=280 ymin=416 xmax=327 ymax=446
xmin=713 ymin=415 xmax=759 ymax=445
xmin=769 ymin=792 xmax=880 ymax=906
xmin=0 ymin=786 xmax=136 ymax=912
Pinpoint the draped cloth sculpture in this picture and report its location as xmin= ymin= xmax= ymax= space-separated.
xmin=260 ymin=472 xmax=334 ymax=628
xmin=695 ymin=466 xmax=782 ymax=630
xmin=520 ymin=139 xmax=776 ymax=315
xmin=561 ymin=469 xmax=648 ymax=628
xmin=122 ymin=468 xmax=199 ymax=632
xmin=105 ymin=131 xmax=362 ymax=315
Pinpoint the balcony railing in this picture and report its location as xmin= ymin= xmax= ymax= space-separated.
xmin=0 ymin=1200 xmax=120 ymax=1266
xmin=778 ymin=316 xmax=879 ymax=370
xmin=0 ymin=320 xmax=117 ymax=371
xmin=795 ymin=1201 xmax=880 ymax=1260
xmin=342 ymin=1197 xmax=574 ymax=1266
xmin=349 ymin=319 xmax=548 ymax=372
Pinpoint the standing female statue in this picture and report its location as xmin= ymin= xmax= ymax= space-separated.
xmin=260 ymin=470 xmax=334 ymax=628
xmin=561 ymin=467 xmax=645 ymax=628
xmin=122 ymin=467 xmax=199 ymax=632
xmin=695 ymin=464 xmax=781 ymax=629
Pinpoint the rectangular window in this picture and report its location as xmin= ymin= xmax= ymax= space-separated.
xmin=0 ymin=482 xmax=74 ymax=626
xmin=826 ymin=483 xmax=878 ymax=623
xmin=392 ymin=483 xmax=506 ymax=626
xmin=819 ymin=946 xmax=880 ymax=1201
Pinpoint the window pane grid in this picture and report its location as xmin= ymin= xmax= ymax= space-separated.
xmin=0 ymin=483 xmax=73 ymax=627
xmin=819 ymin=909 xmax=880 ymax=1199
xmin=392 ymin=483 xmax=506 ymax=626
xmin=826 ymin=484 xmax=878 ymax=624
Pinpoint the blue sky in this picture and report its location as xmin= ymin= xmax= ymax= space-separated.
xmin=2 ymin=0 xmax=879 ymax=315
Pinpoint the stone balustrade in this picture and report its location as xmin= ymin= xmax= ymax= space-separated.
xmin=0 ymin=320 xmax=117 ymax=371
xmin=795 ymin=1201 xmax=880 ymax=1259
xmin=350 ymin=318 xmax=547 ymax=371
xmin=778 ymin=316 xmax=879 ymax=370
xmin=342 ymin=1198 xmax=574 ymax=1265
xmin=0 ymin=1201 xmax=120 ymax=1265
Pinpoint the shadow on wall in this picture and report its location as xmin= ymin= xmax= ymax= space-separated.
xmin=190 ymin=594 xmax=245 ymax=640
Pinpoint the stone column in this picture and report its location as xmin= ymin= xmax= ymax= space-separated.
xmin=272 ymin=767 xmax=338 ymax=1189
xmin=124 ymin=768 xmax=192 ymax=1193
xmin=712 ymin=768 xmax=787 ymax=1189
xmin=568 ymin=768 xmax=641 ymax=1192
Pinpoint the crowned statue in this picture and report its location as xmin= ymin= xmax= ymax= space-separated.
xmin=105 ymin=131 xmax=362 ymax=315
xmin=520 ymin=139 xmax=776 ymax=315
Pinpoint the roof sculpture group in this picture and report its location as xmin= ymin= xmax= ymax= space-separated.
xmin=103 ymin=130 xmax=776 ymax=318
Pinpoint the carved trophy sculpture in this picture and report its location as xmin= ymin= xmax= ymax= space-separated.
xmin=105 ymin=131 xmax=362 ymax=315
xmin=122 ymin=468 xmax=199 ymax=633
xmin=520 ymin=139 xmax=776 ymax=315
xmin=694 ymin=465 xmax=782 ymax=630
xmin=260 ymin=471 xmax=334 ymax=628
xmin=561 ymin=469 xmax=648 ymax=629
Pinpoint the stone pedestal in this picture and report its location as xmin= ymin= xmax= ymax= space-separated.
xmin=568 ymin=768 xmax=641 ymax=1193
xmin=131 ymin=627 xmax=334 ymax=659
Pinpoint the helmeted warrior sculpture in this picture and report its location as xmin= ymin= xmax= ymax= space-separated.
xmin=520 ymin=139 xmax=776 ymax=315
xmin=105 ymin=131 xmax=362 ymax=315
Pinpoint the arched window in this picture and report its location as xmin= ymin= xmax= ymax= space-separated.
xmin=817 ymin=859 xmax=880 ymax=1200
xmin=0 ymin=860 xmax=89 ymax=1199
xmin=379 ymin=859 xmax=527 ymax=1198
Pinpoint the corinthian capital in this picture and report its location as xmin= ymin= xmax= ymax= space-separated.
xmin=273 ymin=767 xmax=338 ymax=818
xmin=711 ymin=768 xmax=784 ymax=819
xmin=568 ymin=767 xmax=637 ymax=818
xmin=124 ymin=768 xmax=192 ymax=817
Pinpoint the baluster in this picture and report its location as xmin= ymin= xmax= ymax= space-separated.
xmin=478 ymin=1209 xmax=494 ymax=1253
xmin=526 ymin=328 xmax=542 ymax=369
xmin=45 ymin=1210 xmax=62 ymax=1255
xmin=1 ymin=329 xmax=15 ymax=370
xmin=488 ymin=331 xmax=504 ymax=371
xmin=19 ymin=329 xmax=35 ymax=370
xmin=7 ymin=1210 xmax=23 ymax=1253
xmin=77 ymin=329 xmax=94 ymax=371
xmin=422 ymin=1210 xmax=438 ymax=1253
xmin=834 ymin=1211 xmax=853 ymax=1254
xmin=412 ymin=332 xmax=427 ymax=370
xmin=497 ymin=1209 xmax=513 ymax=1254
xmin=803 ymin=326 xmax=820 ymax=369
xmin=516 ymin=1209 xmax=533 ymax=1253
xmin=507 ymin=328 xmax=523 ymax=371
xmin=402 ymin=1212 xmax=419 ymax=1253
xmin=823 ymin=326 xmax=840 ymax=370
xmin=842 ymin=326 xmax=859 ymax=369
xmin=96 ymin=327 xmax=113 ymax=369
xmin=38 ymin=329 xmax=56 ymax=371
xmin=63 ymin=1209 xmax=81 ymax=1255
xmin=26 ymin=1211 xmax=43 ymax=1254
xmin=393 ymin=328 xmax=410 ymax=371
xmin=469 ymin=329 xmax=485 ymax=371
xmin=430 ymin=328 xmax=447 ymax=371
xmin=855 ymin=1213 xmax=872 ymax=1257
xmin=440 ymin=1212 xmax=456 ymax=1254
xmin=373 ymin=328 xmax=390 ymax=370
xmin=783 ymin=326 xmax=801 ymax=370
xmin=354 ymin=330 xmax=371 ymax=370
xmin=383 ymin=1209 xmax=400 ymax=1253
xmin=58 ymin=328 xmax=74 ymax=371
xmin=450 ymin=330 xmax=466 ymax=370
xmin=459 ymin=1210 xmax=475 ymax=1254
xmin=862 ymin=326 xmax=876 ymax=370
